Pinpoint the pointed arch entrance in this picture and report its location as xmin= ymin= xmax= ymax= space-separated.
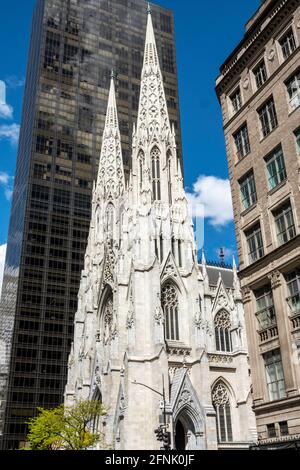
xmin=174 ymin=411 xmax=197 ymax=450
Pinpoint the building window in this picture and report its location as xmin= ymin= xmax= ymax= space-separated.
xmin=253 ymin=60 xmax=268 ymax=89
xmin=233 ymin=124 xmax=251 ymax=159
xmin=212 ymin=382 xmax=233 ymax=443
xmin=273 ymin=202 xmax=296 ymax=246
xmin=214 ymin=310 xmax=232 ymax=353
xmin=286 ymin=70 xmax=300 ymax=110
xmin=265 ymin=146 xmax=287 ymax=190
xmin=245 ymin=224 xmax=264 ymax=264
xmin=258 ymin=98 xmax=278 ymax=138
xmin=151 ymin=147 xmax=161 ymax=201
xmin=279 ymin=421 xmax=289 ymax=436
xmin=285 ymin=269 xmax=300 ymax=315
xmin=230 ymin=87 xmax=242 ymax=114
xmin=267 ymin=424 xmax=277 ymax=438
xmin=264 ymin=349 xmax=286 ymax=401
xmin=280 ymin=29 xmax=296 ymax=60
xmin=239 ymin=171 xmax=257 ymax=210
xmin=161 ymin=283 xmax=179 ymax=341
xmin=255 ymin=286 xmax=276 ymax=330
xmin=295 ymin=129 xmax=300 ymax=156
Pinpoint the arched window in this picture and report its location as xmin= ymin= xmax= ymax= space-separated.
xmin=138 ymin=150 xmax=144 ymax=190
xmin=155 ymin=234 xmax=164 ymax=263
xmin=162 ymin=283 xmax=179 ymax=341
xmin=167 ymin=151 xmax=172 ymax=205
xmin=214 ymin=310 xmax=232 ymax=352
xmin=151 ymin=146 xmax=161 ymax=201
xmin=212 ymin=382 xmax=233 ymax=443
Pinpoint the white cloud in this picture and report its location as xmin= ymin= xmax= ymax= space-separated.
xmin=0 ymin=244 xmax=7 ymax=297
xmin=5 ymin=76 xmax=25 ymax=89
xmin=187 ymin=175 xmax=234 ymax=227
xmin=0 ymin=172 xmax=13 ymax=200
xmin=0 ymin=80 xmax=13 ymax=119
xmin=0 ymin=123 xmax=20 ymax=145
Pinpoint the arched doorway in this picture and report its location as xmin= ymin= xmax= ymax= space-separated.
xmin=174 ymin=412 xmax=197 ymax=450
xmin=175 ymin=419 xmax=186 ymax=450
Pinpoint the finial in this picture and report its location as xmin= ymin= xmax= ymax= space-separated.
xmin=147 ymin=2 xmax=152 ymax=14
xmin=219 ymin=247 xmax=225 ymax=266
xmin=232 ymin=255 xmax=237 ymax=270
xmin=111 ymin=69 xmax=115 ymax=80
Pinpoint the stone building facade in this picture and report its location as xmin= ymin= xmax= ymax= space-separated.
xmin=65 ymin=9 xmax=256 ymax=450
xmin=216 ymin=0 xmax=300 ymax=449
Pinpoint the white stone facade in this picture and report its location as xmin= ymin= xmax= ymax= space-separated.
xmin=64 ymin=9 xmax=256 ymax=450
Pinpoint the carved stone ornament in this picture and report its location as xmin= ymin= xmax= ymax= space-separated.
xmin=163 ymin=261 xmax=177 ymax=279
xmin=268 ymin=49 xmax=275 ymax=61
xmin=241 ymin=286 xmax=251 ymax=304
xmin=268 ymin=270 xmax=281 ymax=289
xmin=217 ymin=291 xmax=228 ymax=308
xmin=103 ymin=243 xmax=116 ymax=287
xmin=194 ymin=313 xmax=213 ymax=336
xmin=95 ymin=366 xmax=101 ymax=385
xmin=243 ymin=77 xmax=249 ymax=90
xmin=208 ymin=354 xmax=233 ymax=364
xmin=212 ymin=382 xmax=230 ymax=406
xmin=154 ymin=305 xmax=164 ymax=324
xmin=174 ymin=387 xmax=194 ymax=414
xmin=296 ymin=18 xmax=300 ymax=29
xmin=126 ymin=309 xmax=135 ymax=329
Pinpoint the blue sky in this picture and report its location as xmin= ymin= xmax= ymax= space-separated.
xmin=0 ymin=0 xmax=261 ymax=275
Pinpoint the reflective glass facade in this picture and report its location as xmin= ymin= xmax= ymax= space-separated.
xmin=0 ymin=0 xmax=182 ymax=449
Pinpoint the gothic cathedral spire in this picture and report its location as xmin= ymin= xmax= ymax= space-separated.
xmin=95 ymin=72 xmax=125 ymax=202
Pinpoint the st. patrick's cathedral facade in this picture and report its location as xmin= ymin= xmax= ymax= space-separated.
xmin=65 ymin=9 xmax=257 ymax=450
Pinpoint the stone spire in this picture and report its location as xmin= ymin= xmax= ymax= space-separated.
xmin=143 ymin=4 xmax=159 ymax=68
xmin=136 ymin=7 xmax=172 ymax=138
xmin=96 ymin=72 xmax=125 ymax=201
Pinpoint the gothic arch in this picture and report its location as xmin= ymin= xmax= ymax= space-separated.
xmin=211 ymin=376 xmax=237 ymax=407
xmin=161 ymin=281 xmax=180 ymax=341
xmin=211 ymin=379 xmax=234 ymax=443
xmin=171 ymin=370 xmax=206 ymax=450
xmin=151 ymin=146 xmax=161 ymax=201
xmin=214 ymin=309 xmax=232 ymax=353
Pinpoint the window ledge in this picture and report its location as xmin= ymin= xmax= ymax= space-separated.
xmin=268 ymin=179 xmax=287 ymax=196
xmin=288 ymin=104 xmax=300 ymax=117
xmin=235 ymin=151 xmax=251 ymax=166
xmin=260 ymin=125 xmax=279 ymax=143
xmin=241 ymin=203 xmax=258 ymax=217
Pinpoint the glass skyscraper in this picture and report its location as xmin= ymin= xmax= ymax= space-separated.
xmin=0 ymin=0 xmax=182 ymax=449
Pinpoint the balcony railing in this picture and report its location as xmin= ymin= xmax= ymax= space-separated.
xmin=258 ymin=325 xmax=278 ymax=343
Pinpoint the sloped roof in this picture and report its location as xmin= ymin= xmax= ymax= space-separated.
xmin=199 ymin=264 xmax=234 ymax=289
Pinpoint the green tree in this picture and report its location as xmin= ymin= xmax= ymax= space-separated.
xmin=26 ymin=400 xmax=107 ymax=450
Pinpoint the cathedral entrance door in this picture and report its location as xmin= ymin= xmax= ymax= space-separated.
xmin=174 ymin=414 xmax=196 ymax=450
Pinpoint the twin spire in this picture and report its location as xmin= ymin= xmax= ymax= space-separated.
xmin=96 ymin=5 xmax=171 ymax=199
xmin=96 ymin=72 xmax=125 ymax=200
